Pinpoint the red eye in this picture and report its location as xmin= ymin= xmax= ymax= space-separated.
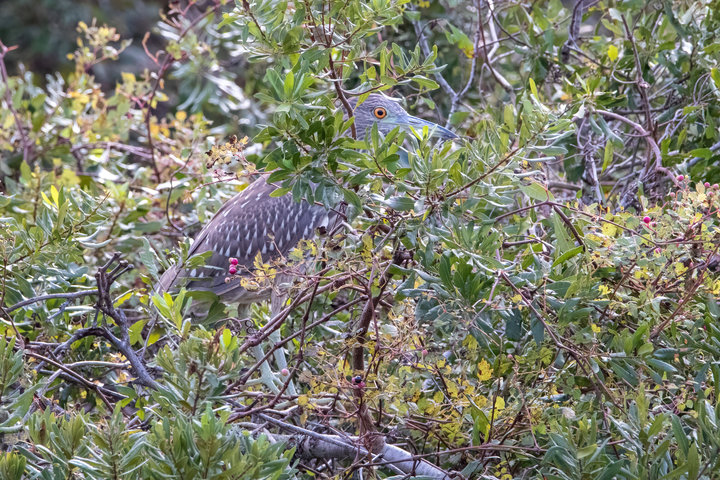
xmin=373 ymin=107 xmax=387 ymax=119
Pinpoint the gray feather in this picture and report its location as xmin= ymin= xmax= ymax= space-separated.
xmin=157 ymin=176 xmax=334 ymax=303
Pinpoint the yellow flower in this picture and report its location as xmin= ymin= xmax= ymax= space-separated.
xmin=591 ymin=323 xmax=601 ymax=334
xmin=601 ymin=222 xmax=617 ymax=237
xmin=477 ymin=358 xmax=492 ymax=381
xmin=598 ymin=284 xmax=611 ymax=296
xmin=633 ymin=269 xmax=648 ymax=280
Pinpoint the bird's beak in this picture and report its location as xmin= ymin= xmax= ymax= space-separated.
xmin=405 ymin=116 xmax=458 ymax=140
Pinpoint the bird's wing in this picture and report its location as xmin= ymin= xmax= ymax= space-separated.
xmin=157 ymin=177 xmax=333 ymax=298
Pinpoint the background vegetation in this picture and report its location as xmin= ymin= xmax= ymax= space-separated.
xmin=1 ymin=0 xmax=720 ymax=478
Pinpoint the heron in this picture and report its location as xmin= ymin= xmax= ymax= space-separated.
xmin=156 ymin=93 xmax=456 ymax=391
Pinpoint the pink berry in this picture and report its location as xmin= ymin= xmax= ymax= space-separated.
xmin=709 ymin=191 xmax=715 ymax=197
xmin=229 ymin=266 xmax=237 ymax=275
xmin=421 ymin=349 xmax=428 ymax=356
xmin=677 ymin=175 xmax=685 ymax=181
xmin=655 ymin=248 xmax=661 ymax=254
xmin=705 ymin=182 xmax=711 ymax=188
xmin=714 ymin=184 xmax=719 ymax=190
xmin=669 ymin=192 xmax=675 ymax=197
xmin=642 ymin=216 xmax=651 ymax=224
xmin=650 ymin=222 xmax=657 ymax=227
xmin=230 ymin=257 xmax=238 ymax=265
xmin=281 ymin=368 xmax=289 ymax=376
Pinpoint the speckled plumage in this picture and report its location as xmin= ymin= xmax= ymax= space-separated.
xmin=157 ymin=176 xmax=332 ymax=303
xmin=156 ymin=94 xmax=456 ymax=304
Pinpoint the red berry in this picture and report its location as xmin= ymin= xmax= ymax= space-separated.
xmin=650 ymin=222 xmax=657 ymax=227
xmin=230 ymin=257 xmax=238 ymax=265
xmin=229 ymin=266 xmax=237 ymax=275
xmin=677 ymin=175 xmax=685 ymax=181
xmin=642 ymin=216 xmax=651 ymax=224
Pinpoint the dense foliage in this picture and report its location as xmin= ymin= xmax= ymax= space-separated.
xmin=2 ymin=0 xmax=720 ymax=478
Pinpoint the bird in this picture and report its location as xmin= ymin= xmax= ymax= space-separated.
xmin=156 ymin=93 xmax=457 ymax=310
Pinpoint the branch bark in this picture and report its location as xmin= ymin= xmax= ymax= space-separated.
xmin=259 ymin=413 xmax=450 ymax=479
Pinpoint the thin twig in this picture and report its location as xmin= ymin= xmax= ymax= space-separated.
xmin=0 ymin=41 xmax=32 ymax=164
xmin=5 ymin=290 xmax=100 ymax=313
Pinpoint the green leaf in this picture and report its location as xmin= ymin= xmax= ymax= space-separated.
xmin=504 ymin=104 xmax=516 ymax=131
xmin=384 ymin=196 xmax=415 ymax=211
xmin=520 ymin=182 xmax=554 ymax=201
xmin=552 ymin=245 xmax=583 ymax=267
xmin=529 ymin=77 xmax=539 ymax=99
xmin=712 ymin=68 xmax=720 ymax=89
xmin=602 ymin=139 xmax=614 ymax=172
xmin=689 ymin=148 xmax=712 ymax=159
xmin=687 ymin=442 xmax=699 ymax=479
xmin=283 ymin=71 xmax=294 ymax=98
xmin=221 ymin=328 xmax=232 ymax=349
xmin=269 ymin=187 xmax=290 ymax=198
xmin=577 ymin=444 xmax=597 ymax=459
xmin=128 ymin=319 xmax=146 ymax=345
xmin=647 ymin=358 xmax=677 ymax=374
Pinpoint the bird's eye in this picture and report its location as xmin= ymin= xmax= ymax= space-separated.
xmin=373 ymin=107 xmax=387 ymax=119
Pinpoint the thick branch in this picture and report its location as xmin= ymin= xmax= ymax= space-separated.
xmin=259 ymin=413 xmax=449 ymax=479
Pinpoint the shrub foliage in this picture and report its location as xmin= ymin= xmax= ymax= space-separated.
xmin=1 ymin=0 xmax=720 ymax=478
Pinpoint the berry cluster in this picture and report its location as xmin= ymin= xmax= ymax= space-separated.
xmin=228 ymin=257 xmax=238 ymax=275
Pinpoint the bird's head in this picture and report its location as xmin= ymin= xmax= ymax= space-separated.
xmin=348 ymin=94 xmax=457 ymax=141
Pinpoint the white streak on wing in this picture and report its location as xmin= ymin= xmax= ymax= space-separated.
xmin=261 ymin=243 xmax=267 ymax=254
xmin=190 ymin=268 xmax=197 ymax=277
xmin=247 ymin=244 xmax=253 ymax=257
